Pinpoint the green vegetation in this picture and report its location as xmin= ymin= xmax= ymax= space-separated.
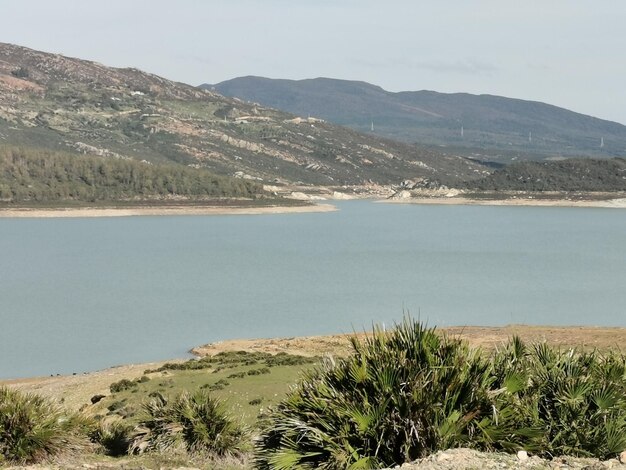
xmin=100 ymin=352 xmax=321 ymax=427
xmin=130 ymin=390 xmax=247 ymax=455
xmin=0 ymin=146 xmax=264 ymax=204
xmin=92 ymin=418 xmax=135 ymax=457
xmin=3 ymin=328 xmax=626 ymax=468
xmin=0 ymin=43 xmax=490 ymax=188
xmin=0 ymin=387 xmax=92 ymax=464
xmin=488 ymin=337 xmax=626 ymax=458
xmin=255 ymin=321 xmax=495 ymax=469
xmin=466 ymin=157 xmax=626 ymax=192
xmin=255 ymin=320 xmax=626 ymax=469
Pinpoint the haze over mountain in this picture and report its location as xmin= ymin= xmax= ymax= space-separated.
xmin=0 ymin=43 xmax=488 ymax=190
xmin=207 ymin=77 xmax=626 ymax=160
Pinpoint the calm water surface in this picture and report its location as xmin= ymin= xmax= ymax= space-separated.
xmin=1 ymin=201 xmax=625 ymax=378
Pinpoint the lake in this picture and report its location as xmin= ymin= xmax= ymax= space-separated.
xmin=1 ymin=201 xmax=625 ymax=378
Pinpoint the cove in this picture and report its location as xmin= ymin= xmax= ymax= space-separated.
xmin=1 ymin=201 xmax=625 ymax=378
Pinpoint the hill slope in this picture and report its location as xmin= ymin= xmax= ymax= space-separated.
xmin=0 ymin=43 xmax=488 ymax=189
xmin=207 ymin=76 xmax=626 ymax=159
xmin=466 ymin=157 xmax=626 ymax=192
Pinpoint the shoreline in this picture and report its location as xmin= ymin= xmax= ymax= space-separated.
xmin=3 ymin=324 xmax=625 ymax=410
xmin=2 ymin=195 xmax=625 ymax=216
xmin=0 ymin=202 xmax=338 ymax=218
xmin=381 ymin=196 xmax=626 ymax=209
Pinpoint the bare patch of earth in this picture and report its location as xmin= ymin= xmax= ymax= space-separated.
xmin=383 ymin=448 xmax=626 ymax=470
xmin=5 ymin=448 xmax=625 ymax=470
xmin=192 ymin=325 xmax=625 ymax=358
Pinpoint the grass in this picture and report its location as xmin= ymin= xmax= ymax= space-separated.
xmin=93 ymin=352 xmax=319 ymax=427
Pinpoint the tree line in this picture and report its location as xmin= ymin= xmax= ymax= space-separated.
xmin=0 ymin=147 xmax=264 ymax=203
xmin=466 ymin=157 xmax=626 ymax=192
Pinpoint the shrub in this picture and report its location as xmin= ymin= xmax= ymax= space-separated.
xmin=202 ymin=379 xmax=230 ymax=391
xmin=10 ymin=67 xmax=29 ymax=79
xmin=0 ymin=387 xmax=91 ymax=464
xmin=255 ymin=319 xmax=494 ymax=469
xmin=228 ymin=372 xmax=246 ymax=379
xmin=487 ymin=339 xmax=626 ymax=459
xmin=92 ymin=418 xmax=135 ymax=456
xmin=255 ymin=320 xmax=626 ymax=469
xmin=110 ymin=378 xmax=137 ymax=393
xmin=265 ymin=353 xmax=318 ymax=367
xmin=131 ymin=390 xmax=247 ymax=456
xmin=107 ymin=400 xmax=126 ymax=412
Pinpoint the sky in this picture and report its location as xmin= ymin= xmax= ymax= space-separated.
xmin=2 ymin=0 xmax=626 ymax=124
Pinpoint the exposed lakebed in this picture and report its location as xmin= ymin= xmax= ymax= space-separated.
xmin=1 ymin=201 xmax=625 ymax=378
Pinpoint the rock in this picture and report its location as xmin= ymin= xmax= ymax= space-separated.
xmin=392 ymin=190 xmax=411 ymax=199
xmin=332 ymin=191 xmax=353 ymax=200
xmin=517 ymin=450 xmax=529 ymax=461
xmin=288 ymin=191 xmax=311 ymax=200
xmin=619 ymin=451 xmax=626 ymax=464
xmin=90 ymin=394 xmax=106 ymax=404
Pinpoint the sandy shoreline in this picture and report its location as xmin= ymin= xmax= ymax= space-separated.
xmin=3 ymin=325 xmax=625 ymax=410
xmin=0 ymin=203 xmax=338 ymax=218
xmin=2 ymin=195 xmax=625 ymax=217
xmin=382 ymin=196 xmax=626 ymax=208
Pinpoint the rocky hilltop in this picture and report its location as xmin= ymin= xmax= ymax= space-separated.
xmin=0 ymin=43 xmax=488 ymax=193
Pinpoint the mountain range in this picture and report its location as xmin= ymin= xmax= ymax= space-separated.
xmin=0 ymin=43 xmax=487 ymax=190
xmin=1 ymin=42 xmax=624 ymax=197
xmin=207 ymin=76 xmax=626 ymax=160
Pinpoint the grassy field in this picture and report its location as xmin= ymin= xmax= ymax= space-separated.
xmin=91 ymin=352 xmax=319 ymax=429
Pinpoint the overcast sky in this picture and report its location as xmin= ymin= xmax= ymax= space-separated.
xmin=2 ymin=0 xmax=625 ymax=124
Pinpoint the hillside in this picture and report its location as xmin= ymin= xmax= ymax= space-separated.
xmin=467 ymin=157 xmax=626 ymax=192
xmin=207 ymin=76 xmax=626 ymax=159
xmin=0 ymin=43 xmax=488 ymax=191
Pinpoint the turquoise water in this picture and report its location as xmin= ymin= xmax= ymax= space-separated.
xmin=1 ymin=201 xmax=625 ymax=378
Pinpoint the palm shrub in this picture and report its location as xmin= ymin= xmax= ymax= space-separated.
xmin=0 ymin=387 xmax=91 ymax=464
xmin=255 ymin=319 xmax=495 ymax=469
xmin=487 ymin=339 xmax=626 ymax=459
xmin=131 ymin=389 xmax=247 ymax=456
xmin=93 ymin=417 xmax=136 ymax=456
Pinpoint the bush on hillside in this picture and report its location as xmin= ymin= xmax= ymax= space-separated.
xmin=92 ymin=418 xmax=136 ymax=456
xmin=255 ymin=319 xmax=626 ymax=469
xmin=488 ymin=338 xmax=626 ymax=459
xmin=255 ymin=320 xmax=495 ymax=469
xmin=0 ymin=387 xmax=92 ymax=464
xmin=131 ymin=390 xmax=247 ymax=456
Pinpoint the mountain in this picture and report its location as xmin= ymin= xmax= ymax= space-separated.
xmin=206 ymin=76 xmax=626 ymax=159
xmin=0 ymin=43 xmax=488 ymax=190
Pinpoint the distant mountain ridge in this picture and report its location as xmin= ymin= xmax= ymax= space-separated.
xmin=206 ymin=77 xmax=626 ymax=159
